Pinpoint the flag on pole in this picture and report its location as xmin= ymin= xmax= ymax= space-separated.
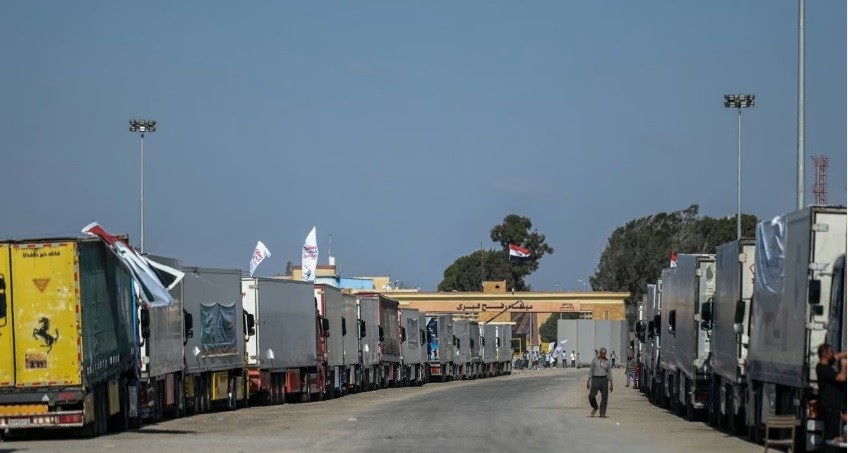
xmin=249 ymin=240 xmax=271 ymax=277
xmin=81 ymin=222 xmax=184 ymax=308
xmin=550 ymin=339 xmax=568 ymax=363
xmin=670 ymin=252 xmax=678 ymax=268
xmin=508 ymin=244 xmax=531 ymax=261
xmin=302 ymin=226 xmax=319 ymax=282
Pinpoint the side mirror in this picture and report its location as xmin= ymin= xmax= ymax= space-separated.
xmin=246 ymin=313 xmax=256 ymax=337
xmin=420 ymin=329 xmax=426 ymax=344
xmin=453 ymin=335 xmax=460 ymax=348
xmin=471 ymin=338 xmax=475 ymax=350
xmin=496 ymin=337 xmax=501 ymax=347
xmin=647 ymin=321 xmax=655 ymax=339
xmin=342 ymin=318 xmax=347 ymax=336
xmin=0 ymin=273 xmax=6 ymax=326
xmin=378 ymin=326 xmax=384 ymax=343
xmin=140 ymin=308 xmax=151 ymax=339
xmin=322 ymin=318 xmax=330 ymax=337
xmin=359 ymin=319 xmax=366 ymax=339
xmin=482 ymin=337 xmax=486 ymax=347
xmin=809 ymin=279 xmax=822 ymax=305
xmin=184 ymin=310 xmax=194 ymax=341
xmin=401 ymin=327 xmax=407 ymax=343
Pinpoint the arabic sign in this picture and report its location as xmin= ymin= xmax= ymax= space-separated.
xmin=454 ymin=300 xmax=534 ymax=311
xmin=559 ymin=302 xmax=581 ymax=312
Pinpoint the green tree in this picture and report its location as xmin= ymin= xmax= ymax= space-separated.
xmin=437 ymin=249 xmax=512 ymax=292
xmin=437 ymin=214 xmax=554 ymax=292
xmin=539 ymin=314 xmax=559 ymax=343
xmin=590 ymin=205 xmax=758 ymax=326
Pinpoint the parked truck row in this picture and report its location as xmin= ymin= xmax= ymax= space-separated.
xmin=0 ymin=230 xmax=513 ymax=438
xmin=635 ymin=205 xmax=846 ymax=451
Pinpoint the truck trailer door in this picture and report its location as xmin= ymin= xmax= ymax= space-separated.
xmin=11 ymin=242 xmax=82 ymax=387
xmin=0 ymin=244 xmax=13 ymax=386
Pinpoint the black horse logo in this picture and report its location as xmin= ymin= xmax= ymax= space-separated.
xmin=33 ymin=317 xmax=59 ymax=353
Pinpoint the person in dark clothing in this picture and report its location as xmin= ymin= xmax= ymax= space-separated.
xmin=815 ymin=343 xmax=847 ymax=442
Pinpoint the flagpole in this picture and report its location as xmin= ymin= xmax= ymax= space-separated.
xmin=480 ymin=241 xmax=484 ymax=291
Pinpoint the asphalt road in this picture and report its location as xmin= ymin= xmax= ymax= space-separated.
xmin=1 ymin=367 xmax=766 ymax=453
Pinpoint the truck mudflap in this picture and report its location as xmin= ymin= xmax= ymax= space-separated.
xmin=307 ymin=373 xmax=321 ymax=394
xmin=248 ymin=369 xmax=262 ymax=394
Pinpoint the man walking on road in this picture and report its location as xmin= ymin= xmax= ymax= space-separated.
xmin=587 ymin=347 xmax=613 ymax=418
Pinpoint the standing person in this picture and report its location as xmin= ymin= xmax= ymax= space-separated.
xmin=816 ymin=343 xmax=847 ymax=442
xmin=576 ymin=352 xmax=581 ymax=369
xmin=611 ymin=350 xmax=617 ymax=369
xmin=586 ymin=347 xmax=614 ymax=418
xmin=570 ymin=351 xmax=576 ymax=369
xmin=625 ymin=355 xmax=637 ymax=387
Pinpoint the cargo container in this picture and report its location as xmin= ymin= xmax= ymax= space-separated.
xmin=0 ymin=237 xmax=138 ymax=435
xmin=141 ymin=255 xmax=189 ymax=422
xmin=179 ymin=265 xmax=251 ymax=414
xmin=496 ymin=324 xmax=513 ymax=375
xmin=481 ymin=324 xmax=497 ymax=377
xmin=744 ymin=206 xmax=846 ymax=450
xmin=665 ymin=253 xmax=715 ymax=419
xmin=425 ymin=314 xmax=455 ymax=381
xmin=399 ymin=308 xmax=425 ymax=386
xmin=419 ymin=313 xmax=430 ymax=384
xmin=356 ymin=293 xmax=401 ymax=387
xmin=315 ymin=284 xmax=345 ymax=397
xmin=469 ymin=321 xmax=482 ymax=378
xmin=706 ymin=239 xmax=755 ymax=432
xmin=341 ymin=293 xmax=360 ymax=392
xmin=242 ymin=278 xmax=327 ymax=404
xmin=657 ymin=266 xmax=677 ymax=409
xmin=377 ymin=294 xmax=401 ymax=387
xmin=357 ymin=295 xmax=380 ymax=390
xmin=454 ymin=320 xmax=473 ymax=379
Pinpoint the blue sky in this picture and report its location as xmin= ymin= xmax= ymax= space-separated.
xmin=0 ymin=1 xmax=844 ymax=291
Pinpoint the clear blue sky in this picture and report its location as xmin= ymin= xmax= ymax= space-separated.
xmin=1 ymin=1 xmax=845 ymax=291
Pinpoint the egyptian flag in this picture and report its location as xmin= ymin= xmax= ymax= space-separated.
xmin=509 ymin=244 xmax=531 ymax=261
xmin=670 ymin=252 xmax=678 ymax=268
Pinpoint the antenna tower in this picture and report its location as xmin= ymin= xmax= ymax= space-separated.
xmin=812 ymin=155 xmax=828 ymax=205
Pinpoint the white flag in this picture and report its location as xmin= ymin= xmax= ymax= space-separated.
xmin=249 ymin=240 xmax=271 ymax=277
xmin=302 ymin=226 xmax=319 ymax=282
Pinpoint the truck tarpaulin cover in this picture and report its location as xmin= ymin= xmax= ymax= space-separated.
xmin=755 ymin=216 xmax=786 ymax=296
xmin=201 ymin=303 xmax=237 ymax=356
xmin=81 ymin=222 xmax=184 ymax=308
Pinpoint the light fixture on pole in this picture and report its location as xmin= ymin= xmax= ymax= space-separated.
xmin=577 ymin=279 xmax=589 ymax=291
xmin=723 ymin=94 xmax=754 ymax=241
xmin=129 ymin=119 xmax=157 ymax=253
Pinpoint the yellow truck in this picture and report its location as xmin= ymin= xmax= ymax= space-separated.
xmin=0 ymin=237 xmax=137 ymax=436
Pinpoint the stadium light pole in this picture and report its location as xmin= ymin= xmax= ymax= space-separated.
xmin=129 ymin=119 xmax=157 ymax=253
xmin=724 ymin=94 xmax=755 ymax=241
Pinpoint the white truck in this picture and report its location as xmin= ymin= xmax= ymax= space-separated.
xmin=706 ymin=238 xmax=755 ymax=432
xmin=744 ymin=206 xmax=846 ymax=450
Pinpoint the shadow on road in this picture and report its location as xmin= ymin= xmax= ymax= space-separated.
xmin=135 ymin=428 xmax=195 ymax=435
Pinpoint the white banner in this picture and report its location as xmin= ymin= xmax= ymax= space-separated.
xmin=302 ymin=226 xmax=318 ymax=282
xmin=249 ymin=240 xmax=271 ymax=277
